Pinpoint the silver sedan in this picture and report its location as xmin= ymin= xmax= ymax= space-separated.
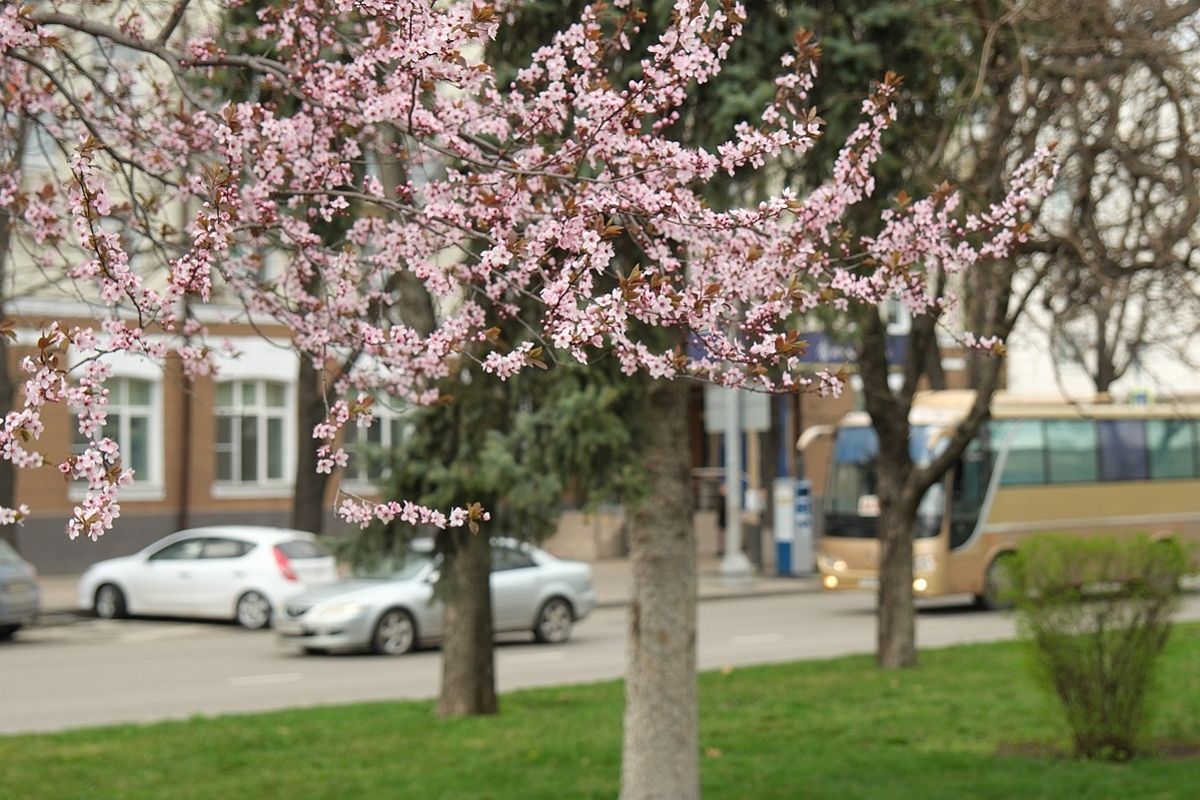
xmin=276 ymin=541 xmax=596 ymax=655
xmin=0 ymin=539 xmax=39 ymax=640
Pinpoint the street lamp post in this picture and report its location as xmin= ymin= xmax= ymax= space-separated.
xmin=720 ymin=388 xmax=754 ymax=582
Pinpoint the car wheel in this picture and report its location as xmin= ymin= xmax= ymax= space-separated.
xmin=0 ymin=624 xmax=19 ymax=640
xmin=533 ymin=597 xmax=574 ymax=644
xmin=977 ymin=554 xmax=1016 ymax=611
xmin=235 ymin=591 xmax=273 ymax=630
xmin=94 ymin=584 xmax=127 ymax=619
xmin=371 ymin=609 xmax=416 ymax=655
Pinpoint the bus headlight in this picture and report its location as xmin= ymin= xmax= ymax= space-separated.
xmin=913 ymin=554 xmax=937 ymax=573
xmin=822 ymin=575 xmax=839 ymax=589
xmin=820 ymin=555 xmax=848 ymax=572
xmin=913 ymin=578 xmax=929 ymax=592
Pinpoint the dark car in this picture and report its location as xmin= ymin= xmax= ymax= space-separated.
xmin=0 ymin=539 xmax=39 ymax=639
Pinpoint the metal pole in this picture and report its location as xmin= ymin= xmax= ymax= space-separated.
xmin=720 ymin=388 xmax=753 ymax=582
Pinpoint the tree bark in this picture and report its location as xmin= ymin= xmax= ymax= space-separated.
xmin=290 ymin=355 xmax=333 ymax=534
xmin=0 ymin=117 xmax=24 ymax=549
xmin=437 ymin=527 xmax=498 ymax=716
xmin=875 ymin=493 xmax=919 ymax=668
xmin=621 ymin=378 xmax=698 ymax=800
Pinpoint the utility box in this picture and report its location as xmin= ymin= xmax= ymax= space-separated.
xmin=773 ymin=477 xmax=815 ymax=576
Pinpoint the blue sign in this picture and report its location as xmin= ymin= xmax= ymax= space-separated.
xmin=686 ymin=332 xmax=908 ymax=366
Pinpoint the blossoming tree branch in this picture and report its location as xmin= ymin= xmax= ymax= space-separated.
xmin=0 ymin=0 xmax=1055 ymax=541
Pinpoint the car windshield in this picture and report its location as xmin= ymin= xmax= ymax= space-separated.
xmin=354 ymin=553 xmax=434 ymax=581
xmin=0 ymin=539 xmax=22 ymax=564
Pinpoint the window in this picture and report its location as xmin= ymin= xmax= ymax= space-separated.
xmin=1098 ymin=420 xmax=1148 ymax=481
xmin=72 ymin=377 xmax=159 ymax=486
xmin=201 ymin=538 xmax=254 ymax=559
xmin=276 ymin=540 xmax=330 ymax=560
xmin=949 ymin=438 xmax=991 ymax=549
xmin=343 ymin=415 xmax=408 ymax=484
xmin=149 ymin=539 xmax=204 ymax=560
xmin=214 ymin=380 xmax=290 ymax=484
xmin=492 ymin=546 xmax=536 ymax=571
xmin=991 ymin=420 xmax=1046 ymax=485
xmin=1146 ymin=420 xmax=1198 ymax=479
xmin=1045 ymin=420 xmax=1098 ymax=483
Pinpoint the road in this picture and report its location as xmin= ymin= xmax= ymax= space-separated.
xmin=3 ymin=591 xmax=1199 ymax=734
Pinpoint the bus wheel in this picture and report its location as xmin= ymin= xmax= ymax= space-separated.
xmin=976 ymin=554 xmax=1016 ymax=611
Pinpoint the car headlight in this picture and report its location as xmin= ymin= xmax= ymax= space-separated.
xmin=313 ymin=602 xmax=364 ymax=620
xmin=913 ymin=554 xmax=937 ymax=572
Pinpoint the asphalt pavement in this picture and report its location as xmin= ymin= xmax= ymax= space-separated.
xmin=6 ymin=591 xmax=1198 ymax=735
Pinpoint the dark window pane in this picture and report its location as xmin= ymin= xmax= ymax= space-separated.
xmin=342 ymin=426 xmax=361 ymax=481
xmin=950 ymin=439 xmax=991 ymax=549
xmin=202 ymin=538 xmax=252 ymax=559
xmin=265 ymin=382 xmax=286 ymax=408
xmin=241 ymin=382 xmax=257 ymax=406
xmin=216 ymin=382 xmax=233 ymax=407
xmin=992 ymin=420 xmax=1046 ymax=485
xmin=127 ymin=379 xmax=152 ymax=406
xmin=266 ymin=417 xmax=283 ymax=480
xmin=149 ymin=538 xmax=204 ymax=560
xmin=1098 ymin=420 xmax=1148 ymax=481
xmin=491 ymin=547 xmax=535 ymax=571
xmin=277 ymin=540 xmax=328 ymax=559
xmin=128 ymin=415 xmax=150 ymax=478
xmin=1147 ymin=420 xmax=1197 ymax=479
xmin=1045 ymin=420 xmax=1097 ymax=483
xmin=215 ymin=416 xmax=234 ymax=447
xmin=240 ymin=416 xmax=259 ymax=482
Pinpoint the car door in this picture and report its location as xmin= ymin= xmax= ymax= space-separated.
xmin=134 ymin=537 xmax=206 ymax=614
xmin=489 ymin=545 xmax=542 ymax=631
xmin=189 ymin=538 xmax=256 ymax=617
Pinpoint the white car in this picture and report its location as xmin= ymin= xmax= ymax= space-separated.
xmin=77 ymin=526 xmax=337 ymax=629
xmin=277 ymin=539 xmax=596 ymax=654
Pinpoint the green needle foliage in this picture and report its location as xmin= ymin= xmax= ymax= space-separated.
xmin=344 ymin=346 xmax=646 ymax=566
xmin=1007 ymin=534 xmax=1190 ymax=761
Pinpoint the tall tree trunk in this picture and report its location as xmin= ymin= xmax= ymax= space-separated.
xmin=621 ymin=379 xmax=698 ymax=800
xmin=291 ymin=355 xmax=332 ymax=534
xmin=0 ymin=117 xmax=24 ymax=549
xmin=859 ymin=310 xmax=921 ymax=669
xmin=437 ymin=528 xmax=498 ymax=716
xmin=875 ymin=491 xmax=919 ymax=668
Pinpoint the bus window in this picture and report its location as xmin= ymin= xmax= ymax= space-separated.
xmin=949 ymin=438 xmax=990 ymax=549
xmin=1098 ymin=420 xmax=1148 ymax=481
xmin=990 ymin=420 xmax=1046 ymax=485
xmin=1045 ymin=420 xmax=1098 ymax=482
xmin=1146 ymin=420 xmax=1197 ymax=479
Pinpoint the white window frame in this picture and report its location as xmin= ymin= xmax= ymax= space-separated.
xmin=341 ymin=404 xmax=411 ymax=489
xmin=212 ymin=378 xmax=295 ymax=496
xmin=70 ymin=376 xmax=164 ymax=502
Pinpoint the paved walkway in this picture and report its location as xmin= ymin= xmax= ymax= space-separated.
xmin=35 ymin=557 xmax=818 ymax=617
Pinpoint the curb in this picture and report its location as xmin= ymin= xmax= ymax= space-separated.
xmin=595 ymin=582 xmax=821 ymax=609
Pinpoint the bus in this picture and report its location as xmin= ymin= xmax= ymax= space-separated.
xmin=808 ymin=391 xmax=1200 ymax=608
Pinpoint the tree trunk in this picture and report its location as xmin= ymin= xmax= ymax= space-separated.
xmin=876 ymin=496 xmax=918 ymax=668
xmin=437 ymin=528 xmax=498 ymax=716
xmin=0 ymin=118 xmax=23 ymax=549
xmin=621 ymin=379 xmax=698 ymax=800
xmin=291 ymin=355 xmax=333 ymax=534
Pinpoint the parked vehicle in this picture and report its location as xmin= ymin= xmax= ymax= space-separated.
xmin=0 ymin=539 xmax=39 ymax=639
xmin=76 ymin=526 xmax=337 ymax=629
xmin=278 ymin=539 xmax=596 ymax=655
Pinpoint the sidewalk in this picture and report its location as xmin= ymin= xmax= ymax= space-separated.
xmin=36 ymin=558 xmax=819 ymax=618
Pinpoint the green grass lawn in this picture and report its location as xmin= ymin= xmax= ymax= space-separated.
xmin=4 ymin=625 xmax=1200 ymax=800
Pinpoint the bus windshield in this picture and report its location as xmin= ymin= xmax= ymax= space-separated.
xmin=825 ymin=425 xmax=945 ymax=539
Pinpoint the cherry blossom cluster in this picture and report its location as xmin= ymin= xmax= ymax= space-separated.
xmin=0 ymin=0 xmax=1054 ymax=537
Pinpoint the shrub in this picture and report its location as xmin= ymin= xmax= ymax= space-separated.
xmin=1007 ymin=534 xmax=1188 ymax=761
